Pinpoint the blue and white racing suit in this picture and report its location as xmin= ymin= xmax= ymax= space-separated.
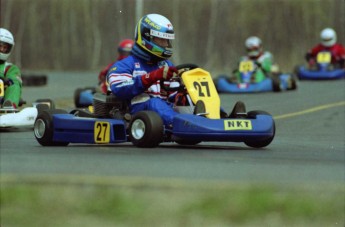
xmin=107 ymin=55 xmax=178 ymax=127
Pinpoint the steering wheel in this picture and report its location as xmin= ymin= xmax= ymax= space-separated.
xmin=160 ymin=63 xmax=199 ymax=92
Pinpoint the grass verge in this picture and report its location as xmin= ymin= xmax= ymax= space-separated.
xmin=1 ymin=175 xmax=344 ymax=227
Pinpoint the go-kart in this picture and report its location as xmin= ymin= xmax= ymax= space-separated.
xmin=0 ymin=78 xmax=54 ymax=128
xmin=215 ymin=60 xmax=297 ymax=93
xmin=33 ymin=64 xmax=275 ymax=148
xmin=296 ymin=51 xmax=345 ymax=80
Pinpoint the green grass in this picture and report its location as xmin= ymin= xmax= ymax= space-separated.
xmin=1 ymin=176 xmax=344 ymax=227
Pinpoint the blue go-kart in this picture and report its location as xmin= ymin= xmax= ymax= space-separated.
xmin=33 ymin=64 xmax=275 ymax=148
xmin=296 ymin=51 xmax=345 ymax=80
xmin=215 ymin=60 xmax=297 ymax=93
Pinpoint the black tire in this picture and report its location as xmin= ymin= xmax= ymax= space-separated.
xmin=74 ymin=88 xmax=83 ymax=108
xmin=22 ymin=75 xmax=47 ymax=86
xmin=129 ymin=111 xmax=164 ymax=148
xmin=271 ymin=76 xmax=281 ymax=92
xmin=34 ymin=109 xmax=69 ymax=146
xmin=244 ymin=110 xmax=275 ymax=148
xmin=35 ymin=98 xmax=55 ymax=110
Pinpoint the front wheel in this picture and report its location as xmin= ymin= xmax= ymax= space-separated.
xmin=129 ymin=111 xmax=164 ymax=148
xmin=244 ymin=110 xmax=275 ymax=148
xmin=34 ymin=109 xmax=69 ymax=146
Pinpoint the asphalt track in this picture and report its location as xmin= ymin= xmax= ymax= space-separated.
xmin=1 ymin=72 xmax=344 ymax=187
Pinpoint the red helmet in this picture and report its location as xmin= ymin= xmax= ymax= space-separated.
xmin=118 ymin=39 xmax=134 ymax=59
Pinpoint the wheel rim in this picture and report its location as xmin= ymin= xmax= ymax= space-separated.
xmin=131 ymin=119 xmax=146 ymax=140
xmin=34 ymin=119 xmax=46 ymax=138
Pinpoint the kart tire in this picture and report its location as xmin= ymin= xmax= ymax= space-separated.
xmin=74 ymin=88 xmax=83 ymax=108
xmin=272 ymin=77 xmax=281 ymax=92
xmin=35 ymin=98 xmax=55 ymax=112
xmin=21 ymin=74 xmax=47 ymax=86
xmin=244 ymin=110 xmax=275 ymax=148
xmin=129 ymin=111 xmax=164 ymax=148
xmin=34 ymin=109 xmax=69 ymax=146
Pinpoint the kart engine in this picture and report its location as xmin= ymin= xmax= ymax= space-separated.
xmin=92 ymin=93 xmax=130 ymax=120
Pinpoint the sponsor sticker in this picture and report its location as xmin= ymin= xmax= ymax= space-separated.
xmin=224 ymin=120 xmax=252 ymax=130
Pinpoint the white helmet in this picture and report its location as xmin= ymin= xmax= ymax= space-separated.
xmin=0 ymin=28 xmax=15 ymax=61
xmin=245 ymin=36 xmax=262 ymax=57
xmin=320 ymin=28 xmax=337 ymax=47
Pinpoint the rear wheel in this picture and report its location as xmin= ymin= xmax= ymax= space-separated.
xmin=129 ymin=111 xmax=164 ymax=148
xmin=34 ymin=109 xmax=69 ymax=146
xmin=244 ymin=110 xmax=275 ymax=148
xmin=272 ymin=77 xmax=281 ymax=92
xmin=35 ymin=98 xmax=55 ymax=113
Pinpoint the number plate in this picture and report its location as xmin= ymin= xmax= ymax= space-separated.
xmin=182 ymin=68 xmax=220 ymax=119
xmin=94 ymin=121 xmax=110 ymax=143
xmin=316 ymin=52 xmax=331 ymax=64
xmin=239 ymin=61 xmax=254 ymax=73
xmin=224 ymin=120 xmax=252 ymax=130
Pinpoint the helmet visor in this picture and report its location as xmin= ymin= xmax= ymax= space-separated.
xmin=0 ymin=41 xmax=12 ymax=54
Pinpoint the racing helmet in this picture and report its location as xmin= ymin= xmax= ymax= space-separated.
xmin=320 ymin=28 xmax=337 ymax=47
xmin=0 ymin=28 xmax=15 ymax=61
xmin=118 ymin=39 xmax=134 ymax=57
xmin=245 ymin=36 xmax=262 ymax=58
xmin=134 ymin=14 xmax=174 ymax=60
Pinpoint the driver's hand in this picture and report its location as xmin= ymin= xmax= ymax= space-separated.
xmin=141 ymin=66 xmax=178 ymax=88
xmin=3 ymin=78 xmax=14 ymax=87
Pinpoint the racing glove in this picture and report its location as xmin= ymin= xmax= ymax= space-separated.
xmin=141 ymin=66 xmax=178 ymax=88
xmin=2 ymin=78 xmax=14 ymax=87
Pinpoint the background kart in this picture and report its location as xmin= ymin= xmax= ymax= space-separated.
xmin=295 ymin=51 xmax=345 ymax=80
xmin=74 ymin=86 xmax=97 ymax=108
xmin=215 ymin=60 xmax=297 ymax=93
xmin=0 ymin=98 xmax=54 ymax=128
xmin=34 ymin=64 xmax=275 ymax=148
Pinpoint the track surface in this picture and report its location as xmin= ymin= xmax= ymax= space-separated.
xmin=1 ymin=72 xmax=344 ymax=186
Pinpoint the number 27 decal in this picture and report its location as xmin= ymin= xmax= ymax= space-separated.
xmin=193 ymin=81 xmax=210 ymax=97
xmin=94 ymin=121 xmax=110 ymax=143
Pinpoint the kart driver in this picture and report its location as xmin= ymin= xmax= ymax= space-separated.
xmin=106 ymin=14 xmax=179 ymax=128
xmin=98 ymin=39 xmax=134 ymax=94
xmin=0 ymin=28 xmax=22 ymax=108
xmin=232 ymin=36 xmax=278 ymax=83
xmin=305 ymin=28 xmax=345 ymax=69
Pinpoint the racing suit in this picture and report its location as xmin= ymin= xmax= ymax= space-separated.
xmin=306 ymin=43 xmax=345 ymax=68
xmin=107 ymin=55 xmax=178 ymax=127
xmin=98 ymin=55 xmax=129 ymax=94
xmin=0 ymin=61 xmax=22 ymax=107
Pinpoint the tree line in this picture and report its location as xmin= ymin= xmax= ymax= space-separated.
xmin=1 ymin=0 xmax=344 ymax=74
